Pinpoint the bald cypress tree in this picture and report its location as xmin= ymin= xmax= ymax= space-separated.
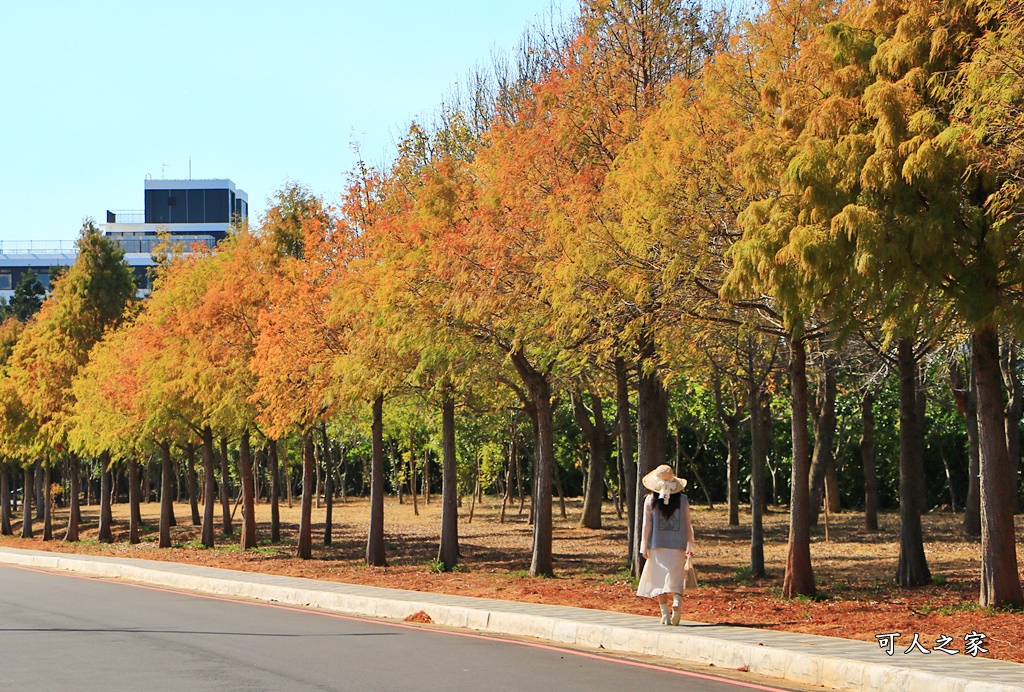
xmin=735 ymin=0 xmax=1024 ymax=605
xmin=8 ymin=221 xmax=135 ymax=542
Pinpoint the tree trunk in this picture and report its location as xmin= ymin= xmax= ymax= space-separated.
xmin=951 ymin=358 xmax=982 ymax=535
xmin=159 ymin=441 xmax=174 ymax=548
xmin=510 ymin=350 xmax=555 ymax=577
xmin=168 ymin=482 xmax=177 ymax=528
xmin=324 ymin=447 xmax=334 ymax=546
xmin=21 ymin=466 xmax=33 ymax=538
xmin=939 ymin=447 xmax=959 ymax=511
xmin=896 ymin=338 xmax=931 ymax=587
xmin=128 ymin=458 xmax=141 ymax=544
xmin=65 ymin=453 xmax=80 ymax=542
xmin=861 ymin=390 xmax=879 ymax=531
xmin=808 ymin=354 xmax=838 ymax=526
xmin=98 ymin=454 xmax=112 ymax=543
xmin=340 ymin=443 xmax=348 ymax=503
xmin=916 ymin=363 xmax=928 ymax=510
xmin=219 ymin=437 xmax=232 ymax=536
xmin=314 ymin=435 xmax=322 ymax=510
xmin=423 ymin=447 xmax=430 ymax=504
xmin=614 ymin=438 xmax=624 ymax=519
xmin=267 ymin=438 xmax=281 ymax=542
xmin=573 ymin=388 xmax=612 ymax=529
xmin=783 ymin=337 xmax=815 ymax=598
xmin=409 ymin=428 xmax=418 ymax=517
xmin=677 ymin=427 xmax=714 ymax=508
xmin=393 ymin=440 xmax=402 ymax=506
xmin=500 ymin=436 xmax=516 ymax=523
xmin=34 ymin=464 xmax=43 ymax=521
xmin=726 ymin=414 xmax=740 ymax=527
xmin=298 ymin=430 xmax=315 ymax=559
xmin=130 ymin=462 xmax=143 ymax=529
xmin=634 ymin=357 xmax=668 ymax=577
xmin=973 ymin=325 xmax=1024 ymax=606
xmin=201 ymin=426 xmax=216 ymax=548
xmin=552 ymin=461 xmax=566 ymax=519
xmin=825 ymin=458 xmax=842 ymax=514
xmin=711 ymin=368 xmax=741 ymax=526
xmin=0 ymin=467 xmax=11 ymax=536
xmin=42 ymin=465 xmax=52 ymax=541
xmin=367 ymin=395 xmax=386 ymax=566
xmin=1000 ymin=340 xmax=1022 ymax=514
xmin=438 ymin=388 xmax=459 ymax=570
xmin=748 ymin=374 xmax=767 ymax=578
xmin=322 ymin=422 xmax=333 ymax=546
xmin=185 ymin=443 xmax=201 ymax=526
xmin=284 ymin=437 xmax=293 ymax=509
xmin=615 ymin=357 xmax=637 ymax=572
xmin=468 ymin=454 xmax=478 ymax=523
xmin=515 ymin=433 xmax=525 ymax=514
xmin=238 ymin=429 xmax=257 ymax=550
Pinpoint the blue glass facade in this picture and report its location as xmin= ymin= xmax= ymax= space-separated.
xmin=145 ymin=187 xmax=235 ymax=224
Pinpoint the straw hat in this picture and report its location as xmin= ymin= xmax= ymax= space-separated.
xmin=642 ymin=464 xmax=687 ymax=503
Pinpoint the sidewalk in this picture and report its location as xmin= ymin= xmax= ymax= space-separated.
xmin=0 ymin=547 xmax=1020 ymax=692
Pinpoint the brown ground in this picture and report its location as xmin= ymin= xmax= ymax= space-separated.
xmin=2 ymin=495 xmax=1023 ymax=664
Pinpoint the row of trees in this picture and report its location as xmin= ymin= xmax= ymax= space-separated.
xmin=1 ymin=0 xmax=1022 ymax=607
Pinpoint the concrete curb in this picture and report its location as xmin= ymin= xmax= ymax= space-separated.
xmin=1 ymin=547 xmax=1021 ymax=692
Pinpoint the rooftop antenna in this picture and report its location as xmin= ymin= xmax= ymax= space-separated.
xmin=189 ymin=157 xmax=192 ymax=180
xmin=162 ymin=163 xmax=168 ymax=179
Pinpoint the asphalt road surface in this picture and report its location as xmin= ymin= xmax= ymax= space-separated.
xmin=0 ymin=564 xmax=796 ymax=691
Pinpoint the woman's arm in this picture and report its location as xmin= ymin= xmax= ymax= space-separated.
xmin=684 ymin=498 xmax=695 ymax=555
xmin=639 ymin=494 xmax=653 ymax=558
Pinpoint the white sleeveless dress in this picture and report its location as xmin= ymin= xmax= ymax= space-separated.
xmin=636 ymin=493 xmax=694 ymax=598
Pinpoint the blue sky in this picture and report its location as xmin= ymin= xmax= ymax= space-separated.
xmin=0 ymin=1 xmax=571 ymax=244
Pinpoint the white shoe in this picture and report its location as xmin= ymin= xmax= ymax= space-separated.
xmin=670 ymin=607 xmax=681 ymax=626
xmin=660 ymin=612 xmax=671 ymax=625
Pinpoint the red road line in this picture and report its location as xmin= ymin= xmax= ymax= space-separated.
xmin=7 ymin=563 xmax=791 ymax=692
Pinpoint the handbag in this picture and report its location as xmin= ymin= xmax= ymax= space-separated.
xmin=683 ymin=555 xmax=698 ymax=590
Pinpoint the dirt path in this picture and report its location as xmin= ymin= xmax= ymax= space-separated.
xmin=3 ymin=496 xmax=1022 ymax=663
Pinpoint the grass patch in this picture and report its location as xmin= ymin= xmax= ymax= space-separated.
xmin=426 ymin=558 xmax=468 ymax=573
xmin=733 ymin=566 xmax=753 ymax=584
xmin=250 ymin=545 xmax=283 ymax=555
xmin=173 ymin=538 xmax=209 ymax=549
xmin=601 ymin=568 xmax=638 ymax=587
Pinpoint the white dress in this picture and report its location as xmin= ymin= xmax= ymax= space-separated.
xmin=636 ymin=493 xmax=694 ymax=598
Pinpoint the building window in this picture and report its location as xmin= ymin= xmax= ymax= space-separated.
xmin=0 ymin=272 xmax=10 ymax=290
xmin=187 ymin=189 xmax=206 ymax=223
xmin=145 ymin=189 xmax=170 ymax=223
xmin=204 ymin=189 xmax=229 ymax=223
xmin=169 ymin=190 xmax=188 ymax=223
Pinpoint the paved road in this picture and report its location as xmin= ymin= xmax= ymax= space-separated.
xmin=0 ymin=564 xmax=798 ymax=691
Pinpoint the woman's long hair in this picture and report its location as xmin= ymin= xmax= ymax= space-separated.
xmin=654 ymin=492 xmax=681 ymax=520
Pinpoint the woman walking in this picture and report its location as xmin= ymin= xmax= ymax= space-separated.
xmin=637 ymin=464 xmax=695 ymax=625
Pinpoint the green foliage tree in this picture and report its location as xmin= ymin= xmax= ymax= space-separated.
xmin=9 ymin=268 xmax=45 ymax=322
xmin=9 ymin=221 xmax=136 ymax=542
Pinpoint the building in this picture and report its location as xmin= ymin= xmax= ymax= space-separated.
xmin=0 ymin=178 xmax=247 ymax=300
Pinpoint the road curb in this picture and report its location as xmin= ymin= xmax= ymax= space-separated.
xmin=1 ymin=547 xmax=1021 ymax=691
